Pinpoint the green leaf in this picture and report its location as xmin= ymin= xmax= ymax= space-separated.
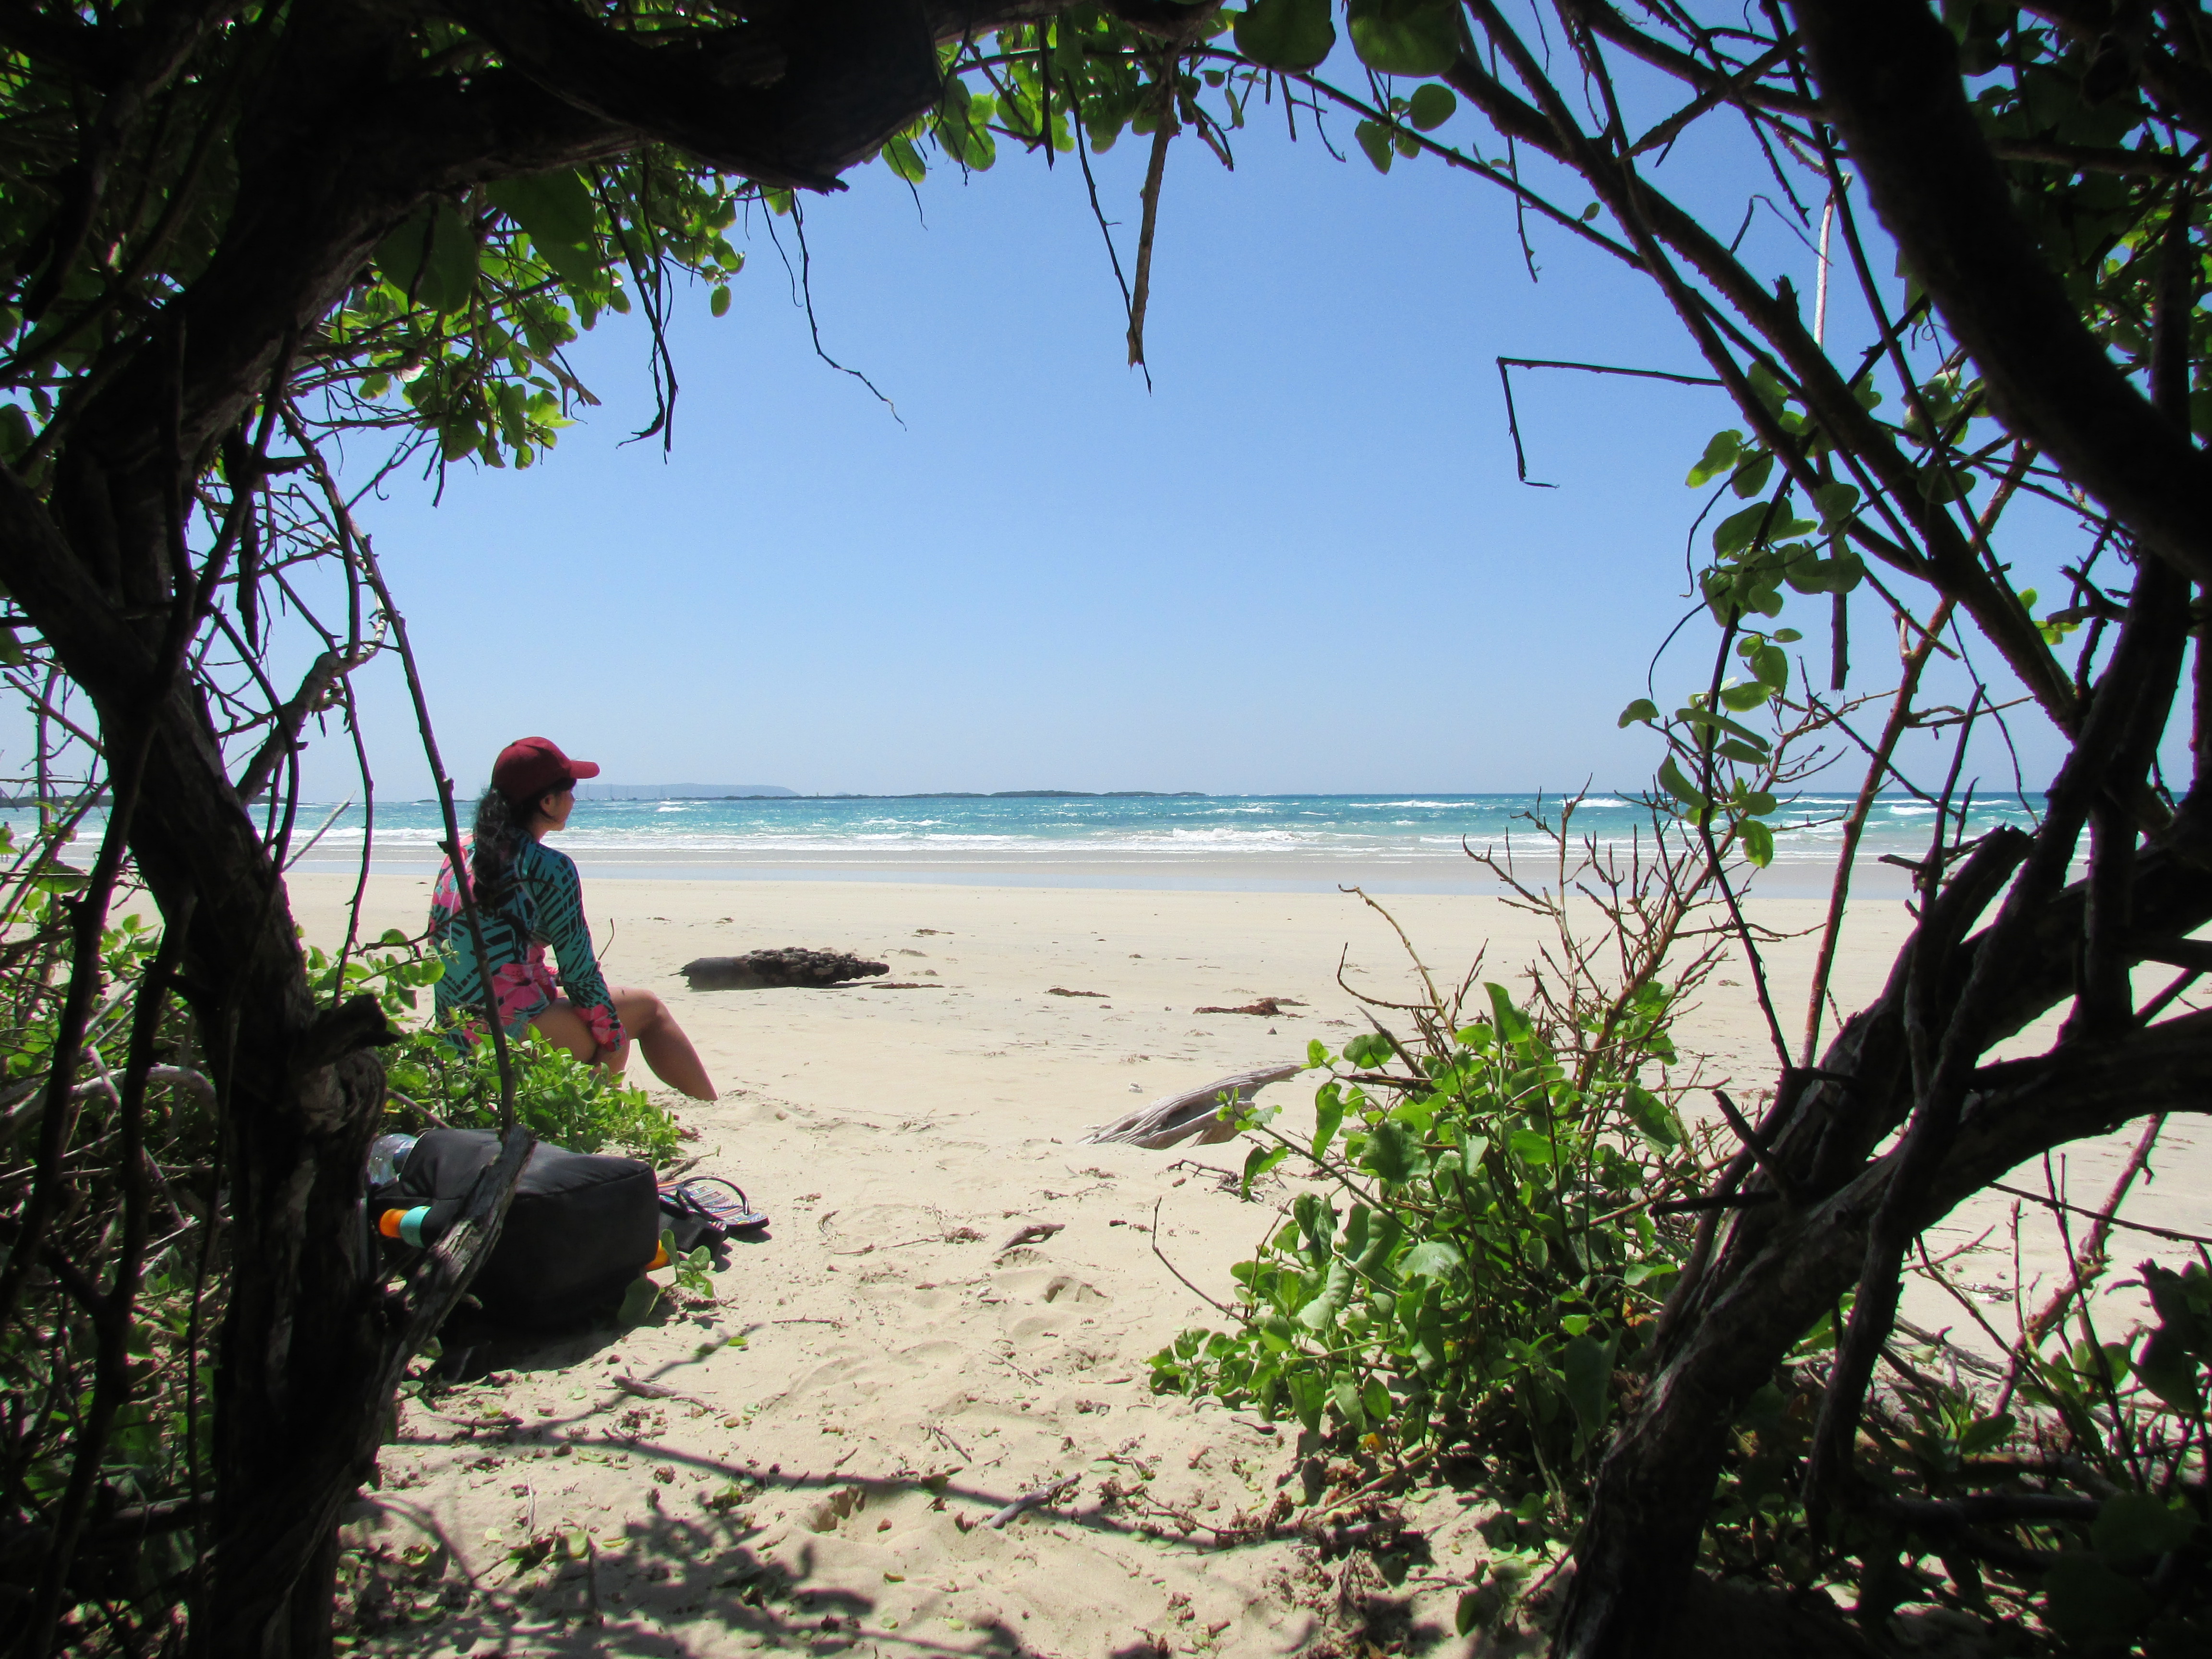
xmin=1686 ymin=429 xmax=1742 ymax=487
xmin=1738 ymin=817 xmax=1774 ymax=867
xmin=1956 ymin=1412 xmax=2014 ymax=1456
xmin=2041 ymin=1555 xmax=2153 ymax=1647
xmin=2092 ymin=1491 xmax=2199 ymax=1568
xmin=1617 ymin=697 xmax=1659 ymax=728
xmin=709 ymin=285 xmax=732 ymax=318
xmin=1744 ymin=360 xmax=1789 ymax=417
xmin=421 ymin=202 xmax=481 ymax=313
xmin=1295 ymin=1192 xmax=1335 ymax=1256
xmin=1729 ymin=451 xmax=1774 ymax=498
xmin=1361 ymin=1120 xmax=1418 ymax=1183
xmin=1407 ymin=84 xmax=1456 ymax=130
xmin=1351 ymin=1205 xmax=1403 ymax=1274
xmin=2136 ymin=1324 xmax=2205 ymax=1413
xmin=1563 ymin=1331 xmax=1618 ymax=1436
xmin=1508 ymin=1128 xmax=1554 ymax=1166
xmin=2142 ymin=1262 xmax=2210 ymax=1343
xmin=1658 ymin=755 xmax=1709 ymax=810
xmin=1812 ymin=478 xmax=1861 ymax=529
xmin=1623 ymin=1085 xmax=1680 ymax=1150
xmin=1360 ymin=1375 xmax=1393 ymax=1425
xmin=1719 ymin=680 xmax=1771 ymax=712
xmin=1232 ymin=0 xmax=1337 ymax=72
xmin=1332 ymin=1373 xmax=1367 ymax=1431
xmin=617 ymin=1276 xmax=661 ymax=1328
xmin=489 ymin=168 xmax=595 ymax=249
xmin=1687 ymin=704 xmax=1769 ymax=750
xmin=1241 ymin=1142 xmax=1289 ymax=1198
xmin=1348 ymin=0 xmax=1462 ymax=77
xmin=1750 ymin=642 xmax=1789 ymax=692
xmin=1343 ymin=1031 xmax=1394 ymax=1068
xmin=1825 ymin=549 xmax=1866 ymax=593
xmin=487 ymin=172 xmax=601 ymax=292
xmin=1712 ymin=501 xmax=1778 ymax=559
xmin=883 ymin=133 xmax=927 ymax=183
xmin=1484 ymin=982 xmax=1531 ymax=1044
xmin=1299 ymin=1258 xmax=1355 ymax=1332
xmin=1353 ymin=119 xmax=1395 ymax=173
xmin=1311 ymin=1092 xmax=1345 ymax=1161
xmin=1400 ymin=1241 xmax=1462 ymax=1280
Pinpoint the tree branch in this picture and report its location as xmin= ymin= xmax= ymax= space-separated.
xmin=1792 ymin=0 xmax=2212 ymax=591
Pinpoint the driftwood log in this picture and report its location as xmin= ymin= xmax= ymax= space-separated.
xmin=1083 ymin=1064 xmax=1302 ymax=1150
xmin=680 ymin=950 xmax=889 ymax=990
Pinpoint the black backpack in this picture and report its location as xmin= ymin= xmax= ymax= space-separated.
xmin=375 ymin=1129 xmax=661 ymax=1329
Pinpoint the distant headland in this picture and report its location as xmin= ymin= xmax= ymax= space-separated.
xmin=573 ymin=786 xmax=1205 ymax=802
xmin=575 ymin=783 xmax=798 ymax=800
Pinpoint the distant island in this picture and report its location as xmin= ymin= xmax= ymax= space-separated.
xmin=575 ymin=783 xmax=799 ymax=800
xmin=569 ymin=787 xmax=1204 ymax=802
xmin=806 ymin=790 xmax=1205 ymax=800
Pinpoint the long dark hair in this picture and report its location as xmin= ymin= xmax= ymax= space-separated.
xmin=468 ymin=786 xmax=530 ymax=913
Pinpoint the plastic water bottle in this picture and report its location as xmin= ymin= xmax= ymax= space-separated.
xmin=366 ymin=1133 xmax=417 ymax=1188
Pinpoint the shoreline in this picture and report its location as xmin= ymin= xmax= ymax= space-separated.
xmin=287 ymin=846 xmax=1920 ymax=899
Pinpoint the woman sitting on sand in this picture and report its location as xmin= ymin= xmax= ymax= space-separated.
xmin=429 ymin=736 xmax=717 ymax=1101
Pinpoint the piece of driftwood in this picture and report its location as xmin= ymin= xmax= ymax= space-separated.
xmin=680 ymin=949 xmax=889 ymax=990
xmin=1047 ymin=986 xmax=1108 ymax=998
xmin=1193 ymin=997 xmax=1304 ymax=1017
xmin=1082 ymin=1064 xmax=1302 ymax=1150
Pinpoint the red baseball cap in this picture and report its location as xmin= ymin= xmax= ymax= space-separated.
xmin=491 ymin=736 xmax=600 ymax=803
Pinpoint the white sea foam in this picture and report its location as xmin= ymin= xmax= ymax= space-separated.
xmin=204 ymin=789 xmax=2053 ymax=884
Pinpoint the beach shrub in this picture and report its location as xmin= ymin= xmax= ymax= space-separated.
xmin=0 ymin=866 xmax=223 ymax=1644
xmin=385 ymin=1028 xmax=683 ymax=1167
xmin=1151 ymin=806 xmax=1723 ymax=1564
xmin=1151 ymin=974 xmax=1697 ymax=1527
xmin=305 ymin=931 xmax=683 ymax=1164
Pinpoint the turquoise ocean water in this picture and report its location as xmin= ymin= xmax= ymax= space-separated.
xmin=213 ymin=791 xmax=2052 ymax=894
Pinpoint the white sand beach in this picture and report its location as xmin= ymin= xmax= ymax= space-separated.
xmin=291 ymin=873 xmax=2206 ymax=1658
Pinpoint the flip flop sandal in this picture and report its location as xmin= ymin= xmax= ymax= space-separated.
xmin=662 ymin=1175 xmax=768 ymax=1235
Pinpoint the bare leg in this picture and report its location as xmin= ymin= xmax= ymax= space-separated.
xmin=609 ymin=986 xmax=717 ymax=1100
xmin=527 ymin=1000 xmax=599 ymax=1064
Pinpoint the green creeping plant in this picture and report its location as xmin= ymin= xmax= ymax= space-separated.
xmin=1153 ymin=980 xmax=1693 ymax=1514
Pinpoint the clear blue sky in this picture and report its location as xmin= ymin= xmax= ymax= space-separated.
xmin=280 ymin=58 xmax=2095 ymax=803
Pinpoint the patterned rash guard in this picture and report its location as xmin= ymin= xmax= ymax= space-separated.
xmin=429 ymin=835 xmax=625 ymax=1050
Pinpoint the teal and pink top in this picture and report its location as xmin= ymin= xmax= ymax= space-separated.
xmin=429 ymin=835 xmax=624 ymax=1049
